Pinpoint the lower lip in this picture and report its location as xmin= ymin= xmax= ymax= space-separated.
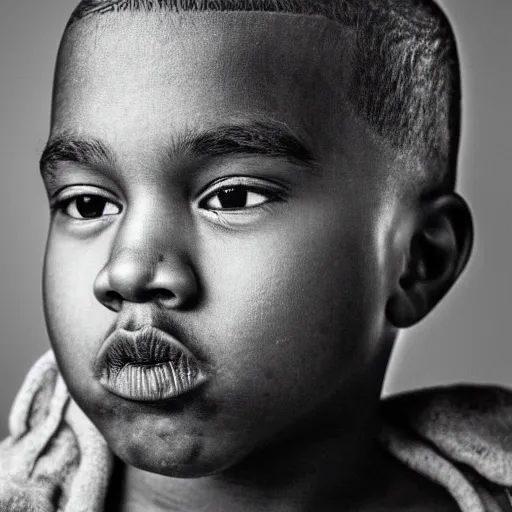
xmin=100 ymin=356 xmax=205 ymax=402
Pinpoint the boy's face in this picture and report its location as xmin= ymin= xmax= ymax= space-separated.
xmin=43 ymin=12 xmax=402 ymax=476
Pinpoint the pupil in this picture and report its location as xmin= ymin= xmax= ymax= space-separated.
xmin=218 ymin=188 xmax=247 ymax=208
xmin=76 ymin=195 xmax=106 ymax=218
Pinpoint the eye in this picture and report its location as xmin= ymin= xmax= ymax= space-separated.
xmin=201 ymin=186 xmax=271 ymax=210
xmin=62 ymin=195 xmax=121 ymax=219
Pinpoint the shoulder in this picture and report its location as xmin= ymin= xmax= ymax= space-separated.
xmin=0 ymin=351 xmax=113 ymax=512
xmin=381 ymin=384 xmax=512 ymax=483
xmin=380 ymin=385 xmax=512 ymax=512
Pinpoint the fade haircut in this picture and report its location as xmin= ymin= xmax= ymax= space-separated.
xmin=67 ymin=0 xmax=462 ymax=195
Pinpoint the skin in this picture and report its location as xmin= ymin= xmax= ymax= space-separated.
xmin=41 ymin=11 xmax=472 ymax=511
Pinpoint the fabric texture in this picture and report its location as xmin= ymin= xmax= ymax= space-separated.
xmin=0 ymin=351 xmax=113 ymax=512
xmin=1 ymin=350 xmax=511 ymax=511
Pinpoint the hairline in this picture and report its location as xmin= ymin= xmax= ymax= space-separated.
xmin=63 ymin=0 xmax=462 ymax=195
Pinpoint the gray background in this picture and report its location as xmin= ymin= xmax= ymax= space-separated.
xmin=0 ymin=1 xmax=510 ymax=438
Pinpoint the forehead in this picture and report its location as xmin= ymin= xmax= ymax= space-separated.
xmin=52 ymin=12 xmax=358 ymax=160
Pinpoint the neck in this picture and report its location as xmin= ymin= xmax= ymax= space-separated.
xmin=121 ymin=441 xmax=388 ymax=512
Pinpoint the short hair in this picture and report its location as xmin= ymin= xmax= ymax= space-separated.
xmin=66 ymin=0 xmax=462 ymax=195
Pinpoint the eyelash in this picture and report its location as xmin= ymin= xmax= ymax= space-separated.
xmin=51 ymin=179 xmax=285 ymax=221
xmin=51 ymin=191 xmax=122 ymax=220
xmin=198 ymin=184 xmax=283 ymax=211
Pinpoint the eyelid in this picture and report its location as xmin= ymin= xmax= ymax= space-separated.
xmin=195 ymin=176 xmax=287 ymax=207
xmin=50 ymin=184 xmax=121 ymax=209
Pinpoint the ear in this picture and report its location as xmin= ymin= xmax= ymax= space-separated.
xmin=386 ymin=193 xmax=474 ymax=328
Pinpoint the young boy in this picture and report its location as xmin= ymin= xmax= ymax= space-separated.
xmin=1 ymin=0 xmax=511 ymax=511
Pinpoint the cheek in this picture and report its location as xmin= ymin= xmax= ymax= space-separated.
xmin=202 ymin=209 xmax=384 ymax=339
xmin=43 ymin=230 xmax=113 ymax=372
xmin=195 ymin=212 xmax=386 ymax=419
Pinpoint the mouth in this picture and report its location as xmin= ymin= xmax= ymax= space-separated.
xmin=95 ymin=326 xmax=208 ymax=402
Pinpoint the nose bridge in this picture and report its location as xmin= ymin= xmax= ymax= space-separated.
xmin=95 ymin=196 xmax=196 ymax=307
xmin=114 ymin=195 xmax=184 ymax=260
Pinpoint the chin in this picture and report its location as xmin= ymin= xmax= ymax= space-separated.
xmin=113 ymin=444 xmax=238 ymax=479
xmin=98 ymin=419 xmax=240 ymax=479
xmin=123 ymin=456 xmax=224 ymax=479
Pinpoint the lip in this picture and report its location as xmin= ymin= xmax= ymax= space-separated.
xmin=95 ymin=326 xmax=208 ymax=402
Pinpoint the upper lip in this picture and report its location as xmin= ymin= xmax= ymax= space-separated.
xmin=94 ymin=325 xmax=204 ymax=377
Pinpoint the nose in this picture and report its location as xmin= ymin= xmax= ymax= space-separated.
xmin=93 ymin=247 xmax=199 ymax=312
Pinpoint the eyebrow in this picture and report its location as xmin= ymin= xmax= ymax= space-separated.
xmin=40 ymin=137 xmax=117 ymax=184
xmin=40 ymin=121 xmax=318 ymax=183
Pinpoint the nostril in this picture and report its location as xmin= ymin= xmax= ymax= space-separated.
xmin=103 ymin=290 xmax=123 ymax=311
xmin=105 ymin=290 xmax=123 ymax=302
xmin=152 ymin=288 xmax=179 ymax=307
xmin=153 ymin=289 xmax=175 ymax=301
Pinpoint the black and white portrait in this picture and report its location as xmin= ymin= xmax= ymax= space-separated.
xmin=0 ymin=1 xmax=511 ymax=511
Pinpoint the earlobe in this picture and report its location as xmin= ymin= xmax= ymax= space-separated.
xmin=387 ymin=193 xmax=474 ymax=328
